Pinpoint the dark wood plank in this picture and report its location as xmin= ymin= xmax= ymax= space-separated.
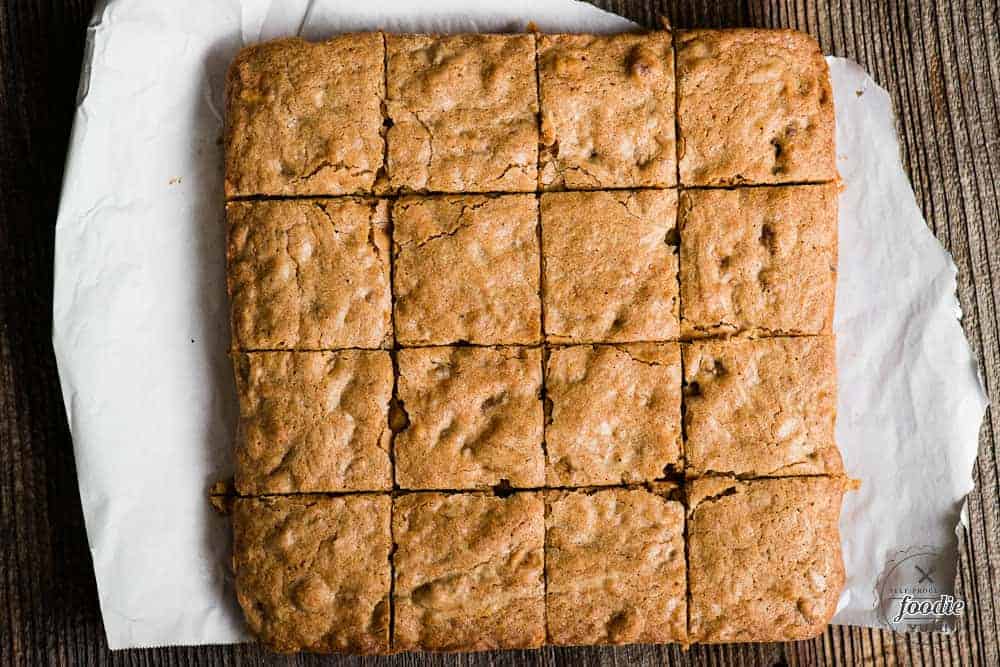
xmin=1 ymin=1 xmax=996 ymax=666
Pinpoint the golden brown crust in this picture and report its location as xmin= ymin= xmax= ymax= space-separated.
xmin=385 ymin=34 xmax=538 ymax=192
xmin=392 ymin=492 xmax=546 ymax=651
xmin=225 ymin=35 xmax=385 ymax=197
xmin=226 ymin=198 xmax=392 ymax=350
xmin=679 ymin=184 xmax=837 ymax=338
xmin=392 ymin=194 xmax=542 ymax=346
xmin=545 ymin=488 xmax=687 ymax=646
xmin=545 ymin=344 xmax=682 ymax=485
xmin=676 ymin=29 xmax=837 ymax=186
xmin=682 ymin=336 xmax=841 ymax=477
xmin=538 ymin=32 xmax=676 ymax=189
xmin=233 ymin=495 xmax=392 ymax=654
xmin=541 ymin=189 xmax=680 ymax=343
xmin=687 ymin=476 xmax=848 ymax=643
xmin=233 ymin=351 xmax=393 ymax=494
xmin=395 ymin=347 xmax=545 ymax=489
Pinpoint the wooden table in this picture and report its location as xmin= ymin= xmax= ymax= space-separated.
xmin=1 ymin=1 xmax=996 ymax=665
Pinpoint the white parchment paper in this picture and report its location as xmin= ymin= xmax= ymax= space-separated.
xmin=52 ymin=0 xmax=988 ymax=650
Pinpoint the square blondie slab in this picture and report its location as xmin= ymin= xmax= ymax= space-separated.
xmin=392 ymin=194 xmax=541 ymax=346
xmin=679 ymin=184 xmax=837 ymax=338
xmin=687 ymin=476 xmax=848 ymax=642
xmin=545 ymin=344 xmax=682 ymax=486
xmin=541 ymin=190 xmax=679 ymax=343
xmin=545 ymin=488 xmax=687 ymax=646
xmin=395 ymin=346 xmax=544 ymax=489
xmin=385 ymin=34 xmax=538 ymax=193
xmin=225 ymin=35 xmax=385 ymax=197
xmin=683 ymin=336 xmax=841 ymax=477
xmin=538 ymin=32 xmax=676 ymax=190
xmin=233 ymin=351 xmax=393 ymax=494
xmin=393 ymin=492 xmax=546 ymax=651
xmin=676 ymin=29 xmax=836 ymax=186
xmin=227 ymin=198 xmax=392 ymax=350
xmin=233 ymin=495 xmax=392 ymax=654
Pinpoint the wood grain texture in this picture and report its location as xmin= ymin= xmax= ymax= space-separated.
xmin=0 ymin=1 xmax=996 ymax=665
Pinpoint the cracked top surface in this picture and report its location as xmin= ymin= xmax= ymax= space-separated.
xmin=225 ymin=35 xmax=385 ymax=197
xmin=538 ymin=32 xmax=676 ymax=190
xmin=682 ymin=336 xmax=841 ymax=477
xmin=386 ymin=34 xmax=538 ymax=192
xmin=394 ymin=346 xmax=544 ymax=489
xmin=545 ymin=488 xmax=686 ymax=646
xmin=545 ymin=344 xmax=682 ymax=486
xmin=393 ymin=194 xmax=541 ymax=346
xmin=679 ymin=184 xmax=837 ymax=338
xmin=676 ymin=29 xmax=836 ymax=186
xmin=227 ymin=198 xmax=392 ymax=350
xmin=392 ymin=492 xmax=545 ymax=651
xmin=233 ymin=351 xmax=393 ymax=494
xmin=233 ymin=495 xmax=391 ymax=654
xmin=687 ymin=476 xmax=847 ymax=642
xmin=541 ymin=189 xmax=679 ymax=343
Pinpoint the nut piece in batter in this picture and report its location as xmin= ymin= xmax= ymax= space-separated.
xmin=546 ymin=487 xmax=687 ymax=646
xmin=385 ymin=34 xmax=538 ymax=192
xmin=395 ymin=346 xmax=544 ymax=489
xmin=227 ymin=198 xmax=392 ymax=350
xmin=687 ymin=476 xmax=848 ymax=642
xmin=679 ymin=184 xmax=837 ymax=338
xmin=545 ymin=344 xmax=682 ymax=485
xmin=233 ymin=351 xmax=393 ymax=494
xmin=676 ymin=29 xmax=836 ymax=186
xmin=225 ymin=35 xmax=385 ymax=197
xmin=233 ymin=495 xmax=392 ymax=654
xmin=393 ymin=194 xmax=541 ymax=346
xmin=682 ymin=336 xmax=841 ymax=477
xmin=538 ymin=32 xmax=676 ymax=189
xmin=541 ymin=189 xmax=679 ymax=343
xmin=393 ymin=492 xmax=546 ymax=651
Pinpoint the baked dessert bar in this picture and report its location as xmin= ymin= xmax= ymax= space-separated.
xmin=225 ymin=35 xmax=385 ymax=197
xmin=385 ymin=34 xmax=538 ymax=193
xmin=687 ymin=476 xmax=848 ymax=642
xmin=224 ymin=25 xmax=848 ymax=655
xmin=682 ymin=336 xmax=841 ymax=477
xmin=676 ymin=29 xmax=836 ymax=186
xmin=232 ymin=495 xmax=392 ymax=654
xmin=537 ymin=32 xmax=676 ymax=189
xmin=392 ymin=492 xmax=546 ymax=651
xmin=394 ymin=346 xmax=545 ymax=489
xmin=227 ymin=198 xmax=392 ymax=350
xmin=679 ymin=183 xmax=837 ymax=338
xmin=541 ymin=189 xmax=680 ymax=343
xmin=392 ymin=194 xmax=541 ymax=346
xmin=545 ymin=343 xmax=682 ymax=486
xmin=546 ymin=487 xmax=687 ymax=645
xmin=232 ymin=351 xmax=393 ymax=494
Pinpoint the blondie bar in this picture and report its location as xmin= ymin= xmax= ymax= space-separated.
xmin=233 ymin=351 xmax=393 ymax=494
xmin=538 ymin=32 xmax=676 ymax=189
xmin=392 ymin=492 xmax=546 ymax=651
xmin=676 ymin=29 xmax=836 ymax=185
xmin=233 ymin=495 xmax=392 ymax=654
xmin=541 ymin=189 xmax=679 ymax=343
xmin=682 ymin=336 xmax=841 ymax=477
xmin=545 ymin=343 xmax=682 ymax=485
xmin=394 ymin=346 xmax=544 ymax=489
xmin=385 ymin=34 xmax=538 ymax=192
xmin=227 ymin=198 xmax=392 ymax=350
xmin=546 ymin=487 xmax=687 ymax=645
xmin=225 ymin=35 xmax=385 ymax=197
